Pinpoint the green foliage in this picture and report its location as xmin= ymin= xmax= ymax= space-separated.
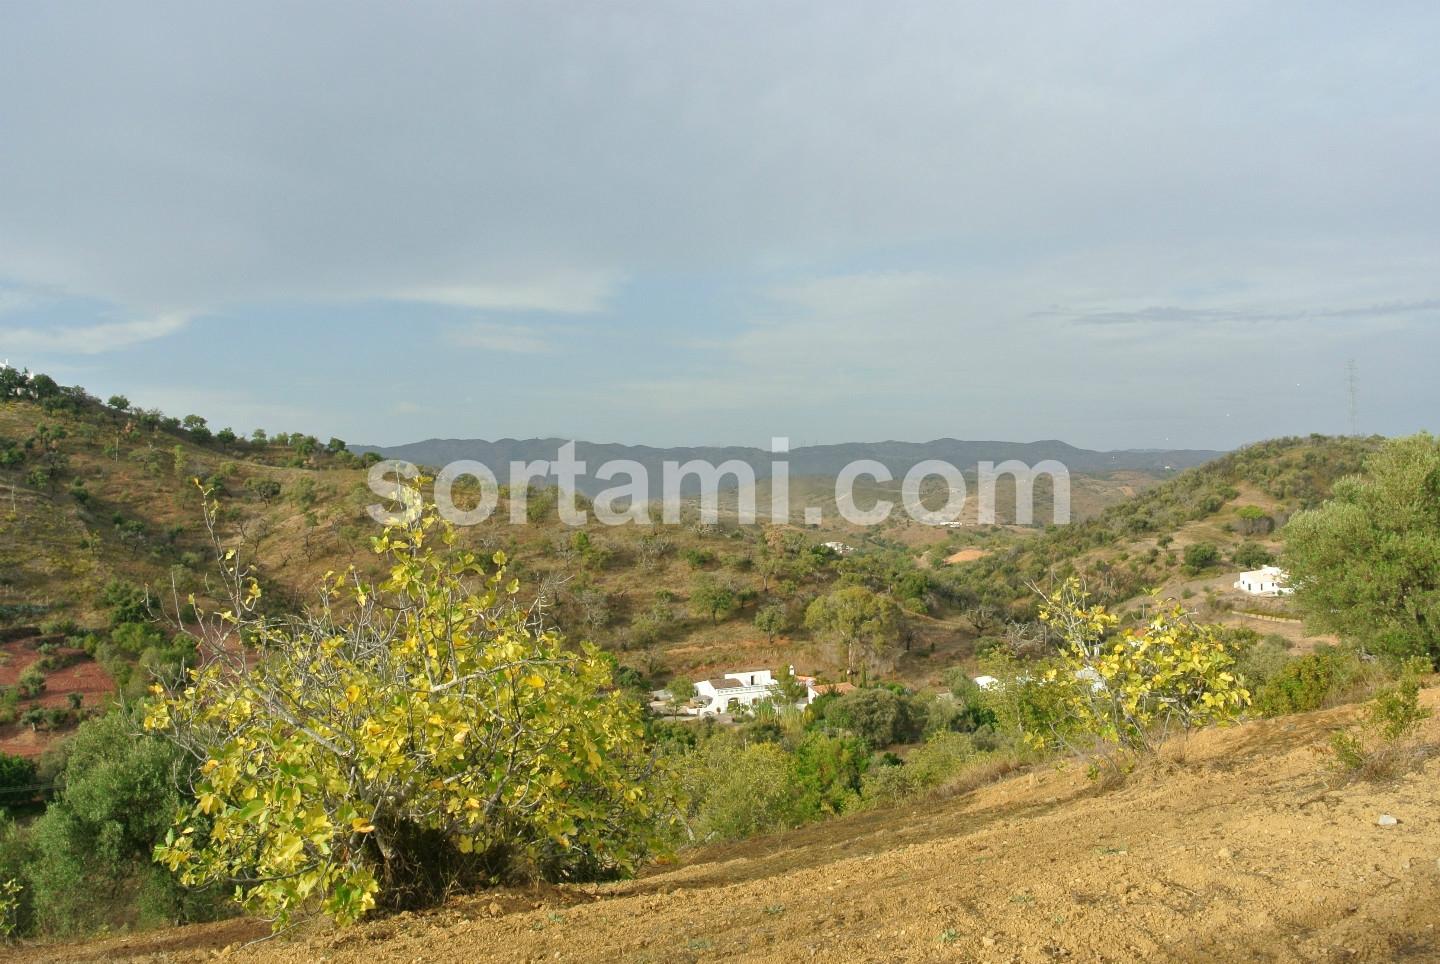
xmin=147 ymin=506 xmax=676 ymax=928
xmin=0 ymin=876 xmax=21 ymax=942
xmin=1252 ymin=645 xmax=1365 ymax=717
xmin=0 ymin=754 xmax=38 ymax=810
xmin=804 ymin=586 xmax=902 ymax=678
xmin=817 ymin=687 xmax=926 ymax=748
xmin=1232 ymin=634 xmax=1295 ymax=693
xmin=1182 ymin=542 xmax=1220 ymax=573
xmin=16 ymin=666 xmax=45 ymax=700
xmin=788 ymin=732 xmax=869 ymax=818
xmin=1330 ymin=665 xmax=1432 ymax=780
xmin=1232 ymin=542 xmax=1273 ymax=569
xmin=673 ymin=730 xmax=867 ymax=841
xmin=754 ymin=603 xmax=789 ymax=642
xmin=1285 ymin=433 xmax=1440 ymax=664
xmin=676 ymin=739 xmax=795 ymax=841
xmin=859 ymin=732 xmax=979 ymax=806
xmin=100 ymin=579 xmax=151 ymax=626
xmin=22 ymin=711 xmax=221 ymax=937
xmin=689 ymin=573 xmax=738 ymax=624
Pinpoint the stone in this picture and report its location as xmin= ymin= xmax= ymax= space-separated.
xmin=1377 ymin=814 xmax=1399 ymax=827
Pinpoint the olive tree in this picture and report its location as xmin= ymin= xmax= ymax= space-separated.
xmin=804 ymin=586 xmax=901 ymax=678
xmin=1284 ymin=433 xmax=1440 ymax=664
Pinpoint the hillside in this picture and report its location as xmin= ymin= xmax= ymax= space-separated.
xmin=939 ymin=435 xmax=1384 ymax=622
xmin=0 ymin=381 xmax=1197 ymax=757
xmin=1 ymin=379 xmax=1384 ymax=763
xmin=15 ymin=687 xmax=1439 ymax=963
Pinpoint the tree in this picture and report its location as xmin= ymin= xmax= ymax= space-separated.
xmin=244 ymin=478 xmax=282 ymax=503
xmin=24 ymin=710 xmax=218 ymax=935
xmin=0 ymin=753 xmax=37 ymax=804
xmin=1284 ymin=434 xmax=1440 ymax=663
xmin=965 ymin=604 xmax=1000 ymax=635
xmin=28 ymin=374 xmax=59 ymax=399
xmin=769 ymin=666 xmax=809 ymax=707
xmin=1035 ymin=580 xmax=1250 ymax=762
xmin=181 ymin=415 xmax=211 ymax=443
xmin=147 ymin=504 xmax=674 ymax=928
xmin=689 ymin=574 xmax=738 ymax=624
xmin=326 ymin=437 xmax=348 ymax=455
xmin=754 ymin=604 xmax=788 ymax=643
xmin=804 ymin=587 xmax=902 ymax=678
xmin=1233 ymin=542 xmax=1273 ymax=569
xmin=106 ymin=395 xmax=129 ymax=413
xmin=667 ymin=678 xmax=696 ymax=714
xmin=1182 ymin=542 xmax=1219 ymax=573
xmin=817 ymin=687 xmax=925 ymax=747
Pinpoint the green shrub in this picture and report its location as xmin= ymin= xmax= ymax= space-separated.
xmin=859 ymin=732 xmax=978 ymax=806
xmin=16 ymin=667 xmax=45 ymax=699
xmin=1253 ymin=645 xmax=1365 ymax=717
xmin=680 ymin=740 xmax=798 ymax=841
xmin=38 ymin=617 xmax=78 ymax=638
xmin=789 ymin=732 xmax=868 ymax=819
xmin=818 ymin=688 xmax=926 ymax=748
xmin=1234 ymin=635 xmax=1295 ymax=692
xmin=0 ymin=754 xmax=38 ymax=811
xmin=1233 ymin=542 xmax=1274 ymax=569
xmin=1182 ymin=542 xmax=1220 ymax=573
xmin=23 ymin=710 xmax=225 ymax=937
xmin=1330 ymin=665 xmax=1432 ymax=780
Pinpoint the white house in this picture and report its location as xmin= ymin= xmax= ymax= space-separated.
xmin=1234 ymin=565 xmax=1293 ymax=597
xmin=822 ymin=541 xmax=855 ymax=555
xmin=689 ymin=669 xmax=782 ymax=717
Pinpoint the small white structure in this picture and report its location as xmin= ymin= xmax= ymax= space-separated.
xmin=972 ymin=675 xmax=1000 ymax=691
xmin=822 ymin=541 xmax=855 ymax=555
xmin=1234 ymin=565 xmax=1293 ymax=597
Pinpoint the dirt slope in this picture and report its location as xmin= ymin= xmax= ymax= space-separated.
xmin=15 ymin=692 xmax=1440 ymax=964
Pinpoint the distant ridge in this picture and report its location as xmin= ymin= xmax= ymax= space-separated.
xmin=352 ymin=438 xmax=1224 ymax=495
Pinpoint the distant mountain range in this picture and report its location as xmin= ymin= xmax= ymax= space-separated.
xmin=351 ymin=438 xmax=1224 ymax=495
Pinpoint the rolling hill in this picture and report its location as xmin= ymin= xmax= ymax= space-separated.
xmin=0 ymin=373 xmax=1368 ymax=765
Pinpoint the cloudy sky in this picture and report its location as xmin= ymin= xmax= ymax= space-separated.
xmin=1 ymin=1 xmax=1437 ymax=450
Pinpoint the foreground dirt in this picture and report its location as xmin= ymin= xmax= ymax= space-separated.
xmin=14 ymin=692 xmax=1440 ymax=963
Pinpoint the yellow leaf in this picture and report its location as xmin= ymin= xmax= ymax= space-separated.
xmin=351 ymin=818 xmax=375 ymax=833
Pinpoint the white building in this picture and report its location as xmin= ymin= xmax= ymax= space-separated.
xmin=822 ymin=541 xmax=855 ymax=555
xmin=689 ymin=669 xmax=781 ymax=717
xmin=1234 ymin=565 xmax=1293 ymax=597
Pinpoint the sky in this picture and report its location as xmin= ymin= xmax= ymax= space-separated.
xmin=1 ymin=1 xmax=1437 ymax=451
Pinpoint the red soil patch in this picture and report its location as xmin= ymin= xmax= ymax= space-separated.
xmin=0 ymin=636 xmax=116 ymax=759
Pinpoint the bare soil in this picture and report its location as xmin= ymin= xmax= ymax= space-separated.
xmin=12 ymin=690 xmax=1440 ymax=964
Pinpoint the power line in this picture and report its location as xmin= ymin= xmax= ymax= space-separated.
xmin=1347 ymin=359 xmax=1359 ymax=436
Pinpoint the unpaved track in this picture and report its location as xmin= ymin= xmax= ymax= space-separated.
xmin=15 ymin=693 xmax=1440 ymax=963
